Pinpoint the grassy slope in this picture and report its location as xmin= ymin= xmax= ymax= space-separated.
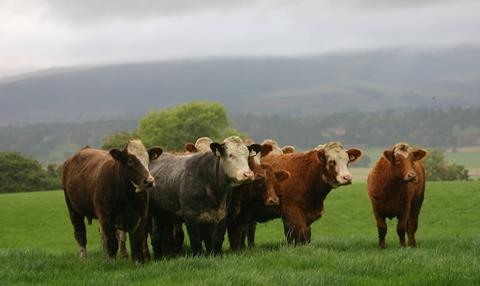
xmin=0 ymin=182 xmax=479 ymax=285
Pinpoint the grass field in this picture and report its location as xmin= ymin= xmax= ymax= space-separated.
xmin=1 ymin=182 xmax=479 ymax=285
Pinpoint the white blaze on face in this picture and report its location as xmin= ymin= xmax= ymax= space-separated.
xmin=195 ymin=137 xmax=214 ymax=153
xmin=222 ymin=136 xmax=253 ymax=184
xmin=127 ymin=139 xmax=154 ymax=187
xmin=319 ymin=142 xmax=353 ymax=186
xmin=393 ymin=142 xmax=414 ymax=158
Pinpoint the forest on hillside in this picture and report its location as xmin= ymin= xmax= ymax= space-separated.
xmin=0 ymin=106 xmax=479 ymax=163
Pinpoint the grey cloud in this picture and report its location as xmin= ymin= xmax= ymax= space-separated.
xmin=37 ymin=0 xmax=262 ymax=23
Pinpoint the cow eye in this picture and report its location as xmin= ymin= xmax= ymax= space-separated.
xmin=329 ymin=160 xmax=335 ymax=165
xmin=127 ymin=158 xmax=134 ymax=166
xmin=395 ymin=159 xmax=401 ymax=164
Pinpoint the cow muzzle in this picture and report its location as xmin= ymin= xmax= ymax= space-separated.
xmin=336 ymin=174 xmax=352 ymax=186
xmin=236 ymin=170 xmax=254 ymax=182
xmin=403 ymin=172 xmax=417 ymax=183
xmin=265 ymin=196 xmax=280 ymax=206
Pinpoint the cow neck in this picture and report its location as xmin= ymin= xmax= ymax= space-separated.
xmin=310 ymin=152 xmax=333 ymax=204
xmin=109 ymin=160 xmax=136 ymax=197
xmin=200 ymin=153 xmax=232 ymax=204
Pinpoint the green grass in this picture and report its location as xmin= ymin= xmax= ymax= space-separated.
xmin=1 ymin=182 xmax=480 ymax=285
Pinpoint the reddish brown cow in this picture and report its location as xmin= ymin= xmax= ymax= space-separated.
xmin=261 ymin=142 xmax=362 ymax=244
xmin=62 ymin=140 xmax=162 ymax=262
xmin=227 ymin=144 xmax=290 ymax=251
xmin=367 ymin=143 xmax=427 ymax=248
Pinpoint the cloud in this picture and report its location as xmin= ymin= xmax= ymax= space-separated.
xmin=0 ymin=0 xmax=479 ymax=77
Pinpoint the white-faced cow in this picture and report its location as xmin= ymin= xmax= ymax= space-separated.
xmin=148 ymin=136 xmax=261 ymax=256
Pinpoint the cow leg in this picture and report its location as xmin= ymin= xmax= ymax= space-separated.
xmin=282 ymin=217 xmax=295 ymax=244
xmin=407 ymin=198 xmax=423 ymax=247
xmin=173 ymin=223 xmax=185 ymax=254
xmin=247 ymin=222 xmax=256 ymax=248
xmin=186 ymin=221 xmax=203 ymax=256
xmin=282 ymin=210 xmax=309 ymax=245
xmin=69 ymin=211 xmax=88 ymax=258
xmin=129 ymin=229 xmax=146 ymax=263
xmin=211 ymin=220 xmax=226 ymax=256
xmin=99 ymin=221 xmax=118 ymax=260
xmin=116 ymin=230 xmax=128 ymax=259
xmin=374 ymin=212 xmax=387 ymax=249
xmin=151 ymin=217 xmax=163 ymax=259
xmin=142 ymin=214 xmax=152 ymax=260
xmin=396 ymin=208 xmax=410 ymax=248
xmin=65 ymin=195 xmax=87 ymax=258
xmin=227 ymin=221 xmax=241 ymax=251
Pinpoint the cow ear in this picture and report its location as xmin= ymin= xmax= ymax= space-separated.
xmin=316 ymin=149 xmax=326 ymax=162
xmin=248 ymin=144 xmax=262 ymax=157
xmin=110 ymin=148 xmax=126 ymax=162
xmin=185 ymin=143 xmax=197 ymax=153
xmin=282 ymin=146 xmax=295 ymax=154
xmin=347 ymin=148 xmax=362 ymax=164
xmin=275 ymin=170 xmax=291 ymax=182
xmin=148 ymin=147 xmax=163 ymax=161
xmin=413 ymin=149 xmax=427 ymax=161
xmin=261 ymin=144 xmax=274 ymax=157
xmin=210 ymin=143 xmax=225 ymax=157
xmin=383 ymin=150 xmax=395 ymax=163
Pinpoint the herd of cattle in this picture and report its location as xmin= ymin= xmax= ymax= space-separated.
xmin=62 ymin=136 xmax=427 ymax=263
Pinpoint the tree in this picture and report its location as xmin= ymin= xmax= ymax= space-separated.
xmin=101 ymin=129 xmax=139 ymax=150
xmin=0 ymin=152 xmax=61 ymax=193
xmin=424 ymin=149 xmax=469 ymax=181
xmin=137 ymin=101 xmax=232 ymax=150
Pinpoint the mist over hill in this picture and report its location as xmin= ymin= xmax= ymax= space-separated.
xmin=1 ymin=46 xmax=479 ymax=126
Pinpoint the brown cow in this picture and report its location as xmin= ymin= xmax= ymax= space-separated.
xmin=62 ymin=140 xmax=162 ymax=262
xmin=367 ymin=143 xmax=427 ymax=248
xmin=227 ymin=144 xmax=291 ymax=251
xmin=261 ymin=141 xmax=362 ymax=244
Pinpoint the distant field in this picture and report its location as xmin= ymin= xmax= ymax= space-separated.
xmin=1 ymin=182 xmax=479 ymax=285
xmin=358 ymin=147 xmax=480 ymax=180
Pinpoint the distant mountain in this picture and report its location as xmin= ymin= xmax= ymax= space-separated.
xmin=1 ymin=46 xmax=479 ymax=125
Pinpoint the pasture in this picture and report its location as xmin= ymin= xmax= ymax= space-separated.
xmin=1 ymin=181 xmax=479 ymax=285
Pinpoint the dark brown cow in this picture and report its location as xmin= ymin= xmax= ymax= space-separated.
xmin=367 ymin=143 xmax=427 ymax=248
xmin=261 ymin=141 xmax=362 ymax=244
xmin=227 ymin=144 xmax=290 ymax=251
xmin=62 ymin=140 xmax=162 ymax=262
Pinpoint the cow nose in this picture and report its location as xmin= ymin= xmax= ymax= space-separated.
xmin=243 ymin=170 xmax=254 ymax=180
xmin=145 ymin=176 xmax=155 ymax=187
xmin=405 ymin=172 xmax=417 ymax=181
xmin=266 ymin=197 xmax=280 ymax=206
xmin=342 ymin=175 xmax=352 ymax=182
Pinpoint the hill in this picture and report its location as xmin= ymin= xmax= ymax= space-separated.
xmin=1 ymin=46 xmax=480 ymax=125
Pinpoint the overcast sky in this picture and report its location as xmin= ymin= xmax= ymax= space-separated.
xmin=1 ymin=0 xmax=479 ymax=77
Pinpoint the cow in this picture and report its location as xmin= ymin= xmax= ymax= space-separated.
xmin=261 ymin=139 xmax=283 ymax=155
xmin=149 ymin=136 xmax=261 ymax=256
xmin=62 ymin=140 xmax=162 ymax=263
xmin=367 ymin=143 xmax=427 ymax=248
xmin=281 ymin=145 xmax=296 ymax=154
xmin=185 ymin=136 xmax=213 ymax=153
xmin=227 ymin=144 xmax=291 ymax=250
xmin=261 ymin=141 xmax=362 ymax=244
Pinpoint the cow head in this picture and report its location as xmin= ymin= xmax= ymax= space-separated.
xmin=383 ymin=143 xmax=427 ymax=183
xmin=261 ymin=139 xmax=283 ymax=155
xmin=210 ymin=136 xmax=260 ymax=185
xmin=185 ymin=137 xmax=213 ymax=153
xmin=257 ymin=163 xmax=290 ymax=206
xmin=316 ymin=142 xmax=362 ymax=188
xmin=281 ymin=145 xmax=296 ymax=154
xmin=109 ymin=139 xmax=163 ymax=192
